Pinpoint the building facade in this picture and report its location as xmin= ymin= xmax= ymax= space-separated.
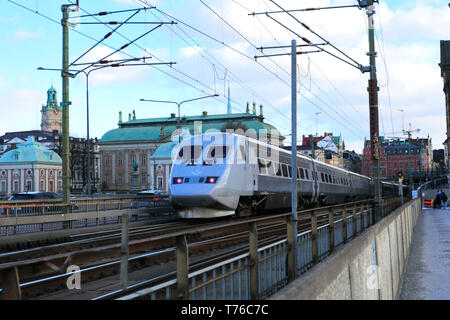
xmin=0 ymin=137 xmax=62 ymax=194
xmin=362 ymin=137 xmax=432 ymax=181
xmin=440 ymin=40 xmax=450 ymax=168
xmin=0 ymin=86 xmax=100 ymax=193
xmin=289 ymin=132 xmax=346 ymax=168
xmin=99 ymin=106 xmax=283 ymax=193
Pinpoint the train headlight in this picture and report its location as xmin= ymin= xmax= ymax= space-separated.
xmin=173 ymin=177 xmax=184 ymax=184
xmin=205 ymin=176 xmax=219 ymax=184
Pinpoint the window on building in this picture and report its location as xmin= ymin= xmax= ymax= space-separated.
xmin=40 ymin=180 xmax=44 ymax=191
xmin=118 ymin=153 xmax=123 ymax=166
xmin=141 ymin=153 xmax=146 ymax=166
xmin=1 ymin=180 xmax=5 ymax=193
xmin=141 ymin=173 xmax=147 ymax=184
xmin=118 ymin=173 xmax=123 ymax=184
xmin=26 ymin=180 xmax=32 ymax=192
xmin=157 ymin=176 xmax=163 ymax=189
xmin=13 ymin=180 xmax=19 ymax=193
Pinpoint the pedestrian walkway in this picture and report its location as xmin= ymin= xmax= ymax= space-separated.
xmin=398 ymin=208 xmax=450 ymax=299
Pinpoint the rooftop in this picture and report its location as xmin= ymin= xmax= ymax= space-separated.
xmin=0 ymin=136 xmax=61 ymax=164
xmin=100 ymin=111 xmax=282 ymax=144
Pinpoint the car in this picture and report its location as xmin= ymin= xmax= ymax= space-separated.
xmin=6 ymin=192 xmax=63 ymax=215
xmin=137 ymin=189 xmax=164 ymax=196
xmin=8 ymin=191 xmax=62 ymax=201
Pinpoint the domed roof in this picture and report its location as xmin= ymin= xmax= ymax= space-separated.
xmin=47 ymin=85 xmax=57 ymax=93
xmin=0 ymin=136 xmax=62 ymax=164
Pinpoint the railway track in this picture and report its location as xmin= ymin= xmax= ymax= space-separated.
xmin=1 ymin=215 xmax=291 ymax=299
xmin=0 ymin=198 xmax=402 ymax=300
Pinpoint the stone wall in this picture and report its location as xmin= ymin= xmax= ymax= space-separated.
xmin=270 ymin=198 xmax=421 ymax=300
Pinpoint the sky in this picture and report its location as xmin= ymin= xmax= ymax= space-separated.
xmin=0 ymin=0 xmax=449 ymax=153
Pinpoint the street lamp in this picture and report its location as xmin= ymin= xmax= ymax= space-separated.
xmin=38 ymin=59 xmax=156 ymax=196
xmin=140 ymin=94 xmax=219 ymax=141
xmin=397 ymin=109 xmax=404 ymax=134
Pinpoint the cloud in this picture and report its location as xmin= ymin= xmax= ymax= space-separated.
xmin=0 ymin=88 xmax=42 ymax=135
xmin=70 ymin=46 xmax=149 ymax=87
xmin=7 ymin=28 xmax=44 ymax=42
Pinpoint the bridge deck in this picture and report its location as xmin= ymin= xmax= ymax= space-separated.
xmin=399 ymin=207 xmax=450 ymax=299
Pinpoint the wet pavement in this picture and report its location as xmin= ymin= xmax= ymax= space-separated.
xmin=399 ymin=208 xmax=450 ymax=300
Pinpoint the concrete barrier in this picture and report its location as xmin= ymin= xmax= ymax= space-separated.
xmin=270 ymin=198 xmax=421 ymax=300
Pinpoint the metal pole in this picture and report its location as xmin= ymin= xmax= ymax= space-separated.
xmin=366 ymin=1 xmax=382 ymax=221
xmin=287 ymin=39 xmax=298 ymax=282
xmin=120 ymin=213 xmax=129 ymax=290
xmin=86 ymin=74 xmax=91 ymax=196
xmin=408 ymin=127 xmax=413 ymax=193
xmin=176 ymin=234 xmax=189 ymax=299
xmin=61 ymin=5 xmax=71 ymax=214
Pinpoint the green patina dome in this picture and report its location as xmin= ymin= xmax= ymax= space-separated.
xmin=100 ymin=113 xmax=282 ymax=144
xmin=149 ymin=141 xmax=179 ymax=160
xmin=0 ymin=136 xmax=62 ymax=164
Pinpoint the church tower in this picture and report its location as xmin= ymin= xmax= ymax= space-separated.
xmin=41 ymin=86 xmax=62 ymax=133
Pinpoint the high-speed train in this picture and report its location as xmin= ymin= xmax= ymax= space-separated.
xmin=169 ymin=132 xmax=407 ymax=218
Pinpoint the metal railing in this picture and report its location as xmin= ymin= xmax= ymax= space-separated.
xmin=0 ymin=197 xmax=403 ymax=300
xmin=114 ymin=197 xmax=402 ymax=300
xmin=0 ymin=195 xmax=172 ymax=237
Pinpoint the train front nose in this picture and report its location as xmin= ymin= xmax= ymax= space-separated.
xmin=170 ymin=173 xmax=237 ymax=211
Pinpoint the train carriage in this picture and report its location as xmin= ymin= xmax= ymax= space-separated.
xmin=169 ymin=132 xmax=405 ymax=218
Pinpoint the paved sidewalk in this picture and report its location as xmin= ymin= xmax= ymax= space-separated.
xmin=398 ymin=208 xmax=450 ymax=299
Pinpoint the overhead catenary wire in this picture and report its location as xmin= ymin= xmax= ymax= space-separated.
xmin=196 ymin=0 xmax=367 ymax=138
xmin=9 ymin=0 xmax=365 ymax=139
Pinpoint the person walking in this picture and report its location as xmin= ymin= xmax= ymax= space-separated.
xmin=442 ymin=191 xmax=448 ymax=209
xmin=435 ymin=191 xmax=442 ymax=209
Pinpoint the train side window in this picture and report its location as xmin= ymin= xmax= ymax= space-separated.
xmin=297 ymin=168 xmax=300 ymax=179
xmin=275 ymin=163 xmax=282 ymax=176
xmin=300 ymin=168 xmax=305 ymax=179
xmin=287 ymin=165 xmax=292 ymax=178
xmin=321 ymin=172 xmax=324 ymax=182
xmin=281 ymin=164 xmax=288 ymax=177
xmin=305 ymin=169 xmax=309 ymax=180
xmin=258 ymin=158 xmax=267 ymax=174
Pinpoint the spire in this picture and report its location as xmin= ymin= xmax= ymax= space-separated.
xmin=46 ymin=85 xmax=58 ymax=108
xmin=252 ymin=102 xmax=256 ymax=115
xmin=246 ymin=102 xmax=250 ymax=114
xmin=118 ymin=111 xmax=123 ymax=124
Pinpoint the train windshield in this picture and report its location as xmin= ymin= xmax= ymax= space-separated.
xmin=204 ymin=145 xmax=229 ymax=164
xmin=177 ymin=145 xmax=203 ymax=165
